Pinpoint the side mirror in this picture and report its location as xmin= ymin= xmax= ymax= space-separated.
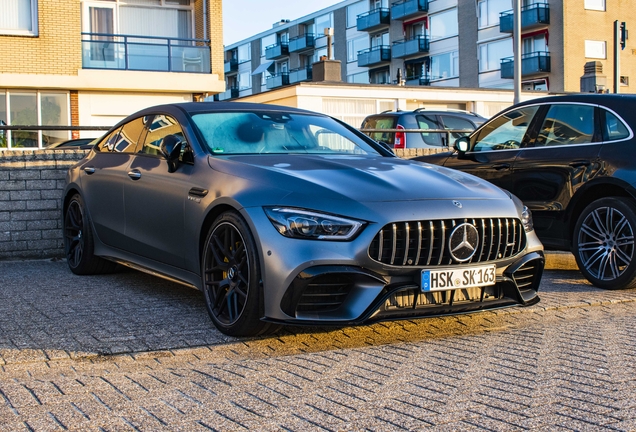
xmin=454 ymin=136 xmax=470 ymax=153
xmin=160 ymin=134 xmax=183 ymax=173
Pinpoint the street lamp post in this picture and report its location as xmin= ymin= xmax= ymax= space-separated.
xmin=513 ymin=0 xmax=521 ymax=104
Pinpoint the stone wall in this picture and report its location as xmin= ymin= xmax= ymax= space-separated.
xmin=0 ymin=147 xmax=448 ymax=259
xmin=0 ymin=150 xmax=88 ymax=260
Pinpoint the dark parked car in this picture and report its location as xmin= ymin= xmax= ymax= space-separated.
xmin=63 ymin=102 xmax=543 ymax=336
xmin=415 ymin=94 xmax=636 ymax=290
xmin=361 ymin=109 xmax=486 ymax=149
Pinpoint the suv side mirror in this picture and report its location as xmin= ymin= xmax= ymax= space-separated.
xmin=454 ymin=136 xmax=470 ymax=153
xmin=160 ymin=134 xmax=183 ymax=173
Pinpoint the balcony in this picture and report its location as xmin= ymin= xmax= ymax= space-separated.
xmin=266 ymin=72 xmax=290 ymax=89
xmin=81 ymin=33 xmax=211 ymax=73
xmin=289 ymin=66 xmax=312 ymax=84
xmin=500 ymin=51 xmax=551 ymax=79
xmin=289 ymin=34 xmax=315 ymax=53
xmin=500 ymin=2 xmax=550 ymax=33
xmin=392 ymin=36 xmax=429 ymax=58
xmin=357 ymin=8 xmax=390 ymax=32
xmin=224 ymin=58 xmax=238 ymax=74
xmin=358 ymin=46 xmax=391 ymax=67
xmin=265 ymin=43 xmax=289 ymax=60
xmin=391 ymin=0 xmax=429 ymax=21
xmin=213 ymin=87 xmax=239 ymax=101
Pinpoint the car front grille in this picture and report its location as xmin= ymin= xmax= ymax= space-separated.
xmin=368 ymin=218 xmax=526 ymax=266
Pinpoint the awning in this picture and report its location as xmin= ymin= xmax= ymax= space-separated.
xmin=252 ymin=61 xmax=275 ymax=75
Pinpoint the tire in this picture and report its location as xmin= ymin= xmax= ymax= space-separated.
xmin=63 ymin=194 xmax=118 ymax=275
xmin=573 ymin=197 xmax=636 ymax=290
xmin=202 ymin=211 xmax=277 ymax=337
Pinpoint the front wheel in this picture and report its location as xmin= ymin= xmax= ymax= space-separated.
xmin=573 ymin=197 xmax=636 ymax=290
xmin=202 ymin=211 xmax=275 ymax=337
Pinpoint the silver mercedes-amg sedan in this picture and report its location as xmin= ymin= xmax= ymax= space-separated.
xmin=63 ymin=102 xmax=544 ymax=336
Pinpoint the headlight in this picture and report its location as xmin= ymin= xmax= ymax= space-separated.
xmin=521 ymin=205 xmax=534 ymax=232
xmin=264 ymin=207 xmax=365 ymax=241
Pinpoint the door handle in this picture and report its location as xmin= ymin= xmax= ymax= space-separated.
xmin=127 ymin=169 xmax=142 ymax=180
xmin=569 ymin=160 xmax=591 ymax=168
xmin=491 ymin=163 xmax=510 ymax=170
xmin=83 ymin=167 xmax=95 ymax=174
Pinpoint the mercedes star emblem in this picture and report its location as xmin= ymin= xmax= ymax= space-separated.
xmin=449 ymin=223 xmax=479 ymax=262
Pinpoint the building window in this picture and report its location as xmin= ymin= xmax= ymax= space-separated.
xmin=261 ymin=34 xmax=276 ymax=57
xmin=585 ymin=40 xmax=606 ymax=59
xmin=584 ymin=0 xmax=605 ymax=11
xmin=238 ymin=43 xmax=250 ymax=63
xmin=1 ymin=0 xmax=38 ymax=36
xmin=479 ymin=38 xmax=513 ymax=72
xmin=429 ymin=8 xmax=458 ymax=40
xmin=370 ymin=68 xmax=390 ymax=84
xmin=347 ymin=36 xmax=369 ymax=63
xmin=347 ymin=0 xmax=367 ymax=28
xmin=315 ymin=13 xmax=333 ymax=37
xmin=430 ymin=51 xmax=459 ymax=80
xmin=238 ymin=71 xmax=252 ymax=91
xmin=347 ymin=72 xmax=369 ymax=84
xmin=478 ymin=0 xmax=511 ymax=28
xmin=0 ymin=91 xmax=70 ymax=150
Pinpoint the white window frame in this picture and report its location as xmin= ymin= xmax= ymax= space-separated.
xmin=429 ymin=8 xmax=459 ymax=41
xmin=584 ymin=0 xmax=606 ymax=11
xmin=478 ymin=0 xmax=511 ymax=29
xmin=585 ymin=40 xmax=606 ymax=59
xmin=1 ymin=0 xmax=39 ymax=36
xmin=479 ymin=38 xmax=513 ymax=73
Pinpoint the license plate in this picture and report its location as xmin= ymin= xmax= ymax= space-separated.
xmin=421 ymin=264 xmax=496 ymax=292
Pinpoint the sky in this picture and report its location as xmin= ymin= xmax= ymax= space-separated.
xmin=222 ymin=0 xmax=344 ymax=46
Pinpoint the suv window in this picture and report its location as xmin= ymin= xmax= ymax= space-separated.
xmin=603 ymin=110 xmax=630 ymax=141
xmin=440 ymin=115 xmax=476 ymax=145
xmin=415 ymin=114 xmax=442 ymax=146
xmin=535 ymin=104 xmax=595 ymax=147
xmin=362 ymin=116 xmax=397 ymax=145
xmin=473 ymin=106 xmax=539 ymax=152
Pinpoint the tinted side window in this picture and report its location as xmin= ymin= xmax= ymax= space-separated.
xmin=473 ymin=106 xmax=539 ymax=152
xmin=113 ymin=117 xmax=145 ymax=153
xmin=415 ymin=114 xmax=442 ymax=146
xmin=95 ymin=127 xmax=121 ymax=152
xmin=603 ymin=110 xmax=630 ymax=141
xmin=535 ymin=104 xmax=595 ymax=146
xmin=440 ymin=115 xmax=475 ymax=142
xmin=362 ymin=116 xmax=397 ymax=145
xmin=139 ymin=115 xmax=185 ymax=156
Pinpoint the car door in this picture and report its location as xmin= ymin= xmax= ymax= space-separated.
xmin=511 ymin=103 xmax=604 ymax=248
xmin=122 ymin=113 xmax=194 ymax=268
xmin=79 ymin=118 xmax=145 ymax=249
xmin=441 ymin=105 xmax=542 ymax=193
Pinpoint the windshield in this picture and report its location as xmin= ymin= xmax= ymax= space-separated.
xmin=192 ymin=111 xmax=381 ymax=156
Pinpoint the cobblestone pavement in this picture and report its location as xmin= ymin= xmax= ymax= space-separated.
xmin=1 ymin=260 xmax=636 ymax=431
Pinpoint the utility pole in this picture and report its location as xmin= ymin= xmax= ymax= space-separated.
xmin=513 ymin=0 xmax=521 ymax=104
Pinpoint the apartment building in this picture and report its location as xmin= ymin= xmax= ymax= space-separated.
xmin=0 ymin=0 xmax=224 ymax=149
xmin=220 ymin=0 xmax=633 ymax=101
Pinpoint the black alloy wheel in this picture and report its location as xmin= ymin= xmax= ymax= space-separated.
xmin=574 ymin=197 xmax=636 ymax=290
xmin=63 ymin=194 xmax=117 ymax=275
xmin=202 ymin=211 xmax=274 ymax=336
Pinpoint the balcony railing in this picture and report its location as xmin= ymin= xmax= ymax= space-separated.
xmin=224 ymin=58 xmax=238 ymax=74
xmin=500 ymin=2 xmax=550 ymax=33
xmin=289 ymin=66 xmax=313 ymax=84
xmin=289 ymin=34 xmax=315 ymax=53
xmin=500 ymin=51 xmax=551 ymax=79
xmin=81 ymin=33 xmax=211 ymax=73
xmin=357 ymin=8 xmax=390 ymax=32
xmin=358 ymin=46 xmax=391 ymax=67
xmin=391 ymin=0 xmax=429 ymax=21
xmin=392 ymin=36 xmax=429 ymax=58
xmin=265 ymin=43 xmax=289 ymax=60
xmin=405 ymin=75 xmax=443 ymax=86
xmin=266 ymin=72 xmax=290 ymax=89
xmin=213 ymin=87 xmax=239 ymax=101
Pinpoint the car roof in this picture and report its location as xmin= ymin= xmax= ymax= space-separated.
xmin=365 ymin=110 xmax=484 ymax=118
xmin=146 ymin=101 xmax=325 ymax=116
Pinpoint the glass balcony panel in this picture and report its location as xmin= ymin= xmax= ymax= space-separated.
xmin=357 ymin=8 xmax=390 ymax=32
xmin=289 ymin=34 xmax=315 ymax=53
xmin=266 ymin=72 xmax=290 ymax=89
xmin=224 ymin=59 xmax=238 ymax=74
xmin=500 ymin=51 xmax=551 ymax=79
xmin=265 ymin=43 xmax=289 ymax=60
xmin=392 ymin=36 xmax=429 ymax=58
xmin=391 ymin=0 xmax=429 ymax=21
xmin=289 ymin=66 xmax=312 ymax=83
xmin=500 ymin=3 xmax=550 ymax=33
xmin=357 ymin=46 xmax=391 ymax=67
xmin=214 ymin=87 xmax=239 ymax=101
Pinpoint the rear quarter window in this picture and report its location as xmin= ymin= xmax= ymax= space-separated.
xmin=362 ymin=116 xmax=397 ymax=145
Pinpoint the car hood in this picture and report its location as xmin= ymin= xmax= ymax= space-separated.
xmin=210 ymin=154 xmax=509 ymax=203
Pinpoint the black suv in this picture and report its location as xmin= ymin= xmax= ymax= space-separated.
xmin=415 ymin=94 xmax=636 ymax=290
xmin=361 ymin=109 xmax=486 ymax=149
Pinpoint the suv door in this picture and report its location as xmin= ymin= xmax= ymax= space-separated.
xmin=441 ymin=105 xmax=541 ymax=192
xmin=511 ymin=103 xmax=603 ymax=248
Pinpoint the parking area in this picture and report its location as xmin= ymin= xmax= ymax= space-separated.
xmin=1 ymin=259 xmax=636 ymax=430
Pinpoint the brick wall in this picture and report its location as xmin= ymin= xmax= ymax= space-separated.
xmin=0 ymin=150 xmax=88 ymax=260
xmin=0 ymin=147 xmax=447 ymax=260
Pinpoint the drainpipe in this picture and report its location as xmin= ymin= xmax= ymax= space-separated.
xmin=203 ymin=0 xmax=208 ymax=40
